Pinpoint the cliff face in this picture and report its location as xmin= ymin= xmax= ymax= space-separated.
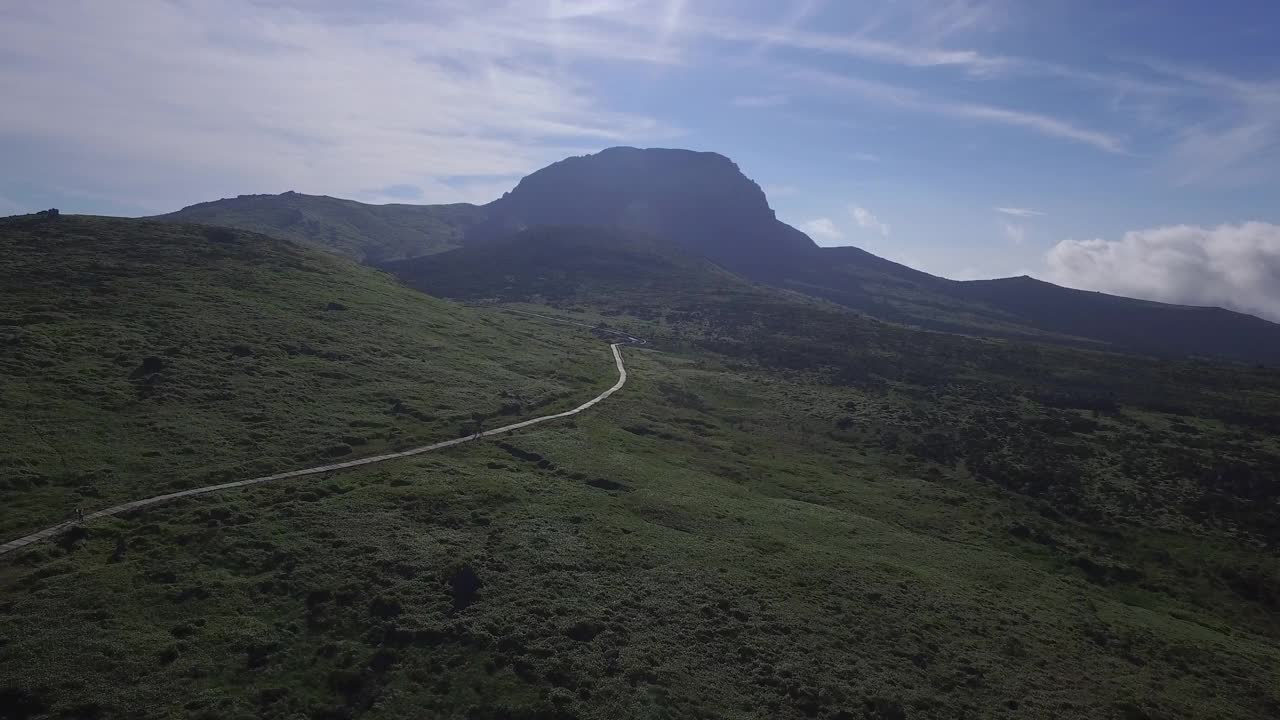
xmin=478 ymin=146 xmax=816 ymax=264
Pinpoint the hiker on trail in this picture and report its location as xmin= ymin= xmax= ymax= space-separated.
xmin=75 ymin=508 xmax=84 ymax=523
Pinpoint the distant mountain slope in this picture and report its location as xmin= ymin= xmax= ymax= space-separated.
xmin=951 ymin=275 xmax=1280 ymax=362
xmin=385 ymin=224 xmax=768 ymax=306
xmin=152 ymin=147 xmax=1280 ymax=364
xmin=775 ymin=250 xmax=1280 ymax=362
xmin=154 ymin=191 xmax=482 ymax=262
xmin=0 ymin=213 xmax=607 ymax=536
xmin=478 ymin=147 xmax=1280 ymax=363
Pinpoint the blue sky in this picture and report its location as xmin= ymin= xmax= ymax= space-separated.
xmin=2 ymin=1 xmax=1279 ymax=316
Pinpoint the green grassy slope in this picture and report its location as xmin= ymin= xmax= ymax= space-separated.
xmin=2 ymin=340 xmax=1278 ymax=719
xmin=2 ymin=216 xmax=1279 ymax=719
xmin=395 ymin=232 xmax=1280 ymax=545
xmin=0 ymin=215 xmax=609 ymax=538
xmin=154 ymin=192 xmax=483 ymax=262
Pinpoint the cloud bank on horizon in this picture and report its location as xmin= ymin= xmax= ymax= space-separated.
xmin=1 ymin=0 xmax=1277 ymax=320
xmin=1047 ymin=222 xmax=1280 ymax=324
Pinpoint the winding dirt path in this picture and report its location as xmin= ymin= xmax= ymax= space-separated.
xmin=0 ymin=313 xmax=640 ymax=557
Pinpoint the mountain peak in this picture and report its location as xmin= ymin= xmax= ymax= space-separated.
xmin=502 ymin=146 xmax=762 ymax=204
xmin=481 ymin=146 xmax=815 ymax=263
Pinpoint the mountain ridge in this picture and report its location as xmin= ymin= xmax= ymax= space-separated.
xmin=153 ymin=147 xmax=1280 ymax=364
xmin=156 ymin=190 xmax=482 ymax=262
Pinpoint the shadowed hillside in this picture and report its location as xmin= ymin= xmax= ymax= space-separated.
xmin=156 ymin=191 xmax=482 ymax=262
xmin=151 ymin=147 xmax=1280 ymax=364
xmin=384 ymin=224 xmax=778 ymax=308
xmin=479 ymin=148 xmax=1280 ymax=364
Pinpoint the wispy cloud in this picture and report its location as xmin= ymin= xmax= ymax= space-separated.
xmin=1163 ymin=122 xmax=1277 ymax=187
xmin=1135 ymin=60 xmax=1280 ymax=187
xmin=749 ymin=0 xmax=827 ymax=56
xmin=706 ymin=20 xmax=1008 ymax=73
xmin=763 ymin=184 xmax=799 ymax=198
xmin=0 ymin=1 xmax=679 ymax=211
xmin=946 ymin=102 xmax=1124 ymax=153
xmin=696 ymin=4 xmax=1179 ymax=97
xmin=732 ymin=94 xmax=789 ymax=108
xmin=800 ymin=217 xmax=844 ymax=243
xmin=790 ymin=68 xmax=1124 ymax=153
xmin=547 ymin=0 xmax=640 ymax=21
xmin=905 ymin=0 xmax=1010 ymax=43
xmin=656 ymin=0 xmax=688 ymax=48
xmin=1001 ymin=222 xmax=1026 ymax=245
xmin=995 ymin=206 xmax=1044 ymax=217
xmin=850 ymin=205 xmax=891 ymax=236
xmin=1 ymin=0 xmax=1272 ymax=216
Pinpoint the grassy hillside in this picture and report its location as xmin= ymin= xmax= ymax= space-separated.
xmin=394 ymin=225 xmax=1280 ymax=551
xmin=2 ymin=216 xmax=1279 ymax=719
xmin=0 ymin=214 xmax=609 ymax=537
xmin=3 ymin=321 xmax=1279 ymax=719
xmin=155 ymin=192 xmax=482 ymax=262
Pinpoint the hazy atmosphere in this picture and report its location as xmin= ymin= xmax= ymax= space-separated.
xmin=3 ymin=0 xmax=1279 ymax=316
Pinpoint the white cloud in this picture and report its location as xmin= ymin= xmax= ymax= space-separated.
xmin=788 ymin=68 xmax=1124 ymax=153
xmin=763 ymin=184 xmax=799 ymax=198
xmin=995 ymin=206 xmax=1044 ymax=217
xmin=904 ymin=0 xmax=1010 ymax=43
xmin=850 ymin=205 xmax=891 ymax=236
xmin=1001 ymin=222 xmax=1026 ymax=245
xmin=548 ymin=0 xmax=642 ymax=21
xmin=800 ymin=217 xmax=844 ymax=242
xmin=1137 ymin=60 xmax=1280 ymax=187
xmin=1 ymin=0 xmax=1272 ymax=218
xmin=732 ymin=94 xmax=789 ymax=108
xmin=749 ymin=0 xmax=826 ymax=56
xmin=947 ymin=101 xmax=1125 ymax=153
xmin=0 ymin=1 xmax=680 ymax=212
xmin=1045 ymin=222 xmax=1280 ymax=322
xmin=658 ymin=0 xmax=688 ymax=44
xmin=1163 ymin=120 xmax=1278 ymax=187
xmin=703 ymin=17 xmax=1008 ymax=73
